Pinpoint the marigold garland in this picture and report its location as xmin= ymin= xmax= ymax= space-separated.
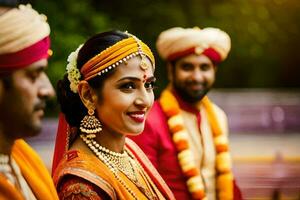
xmin=159 ymin=89 xmax=234 ymax=200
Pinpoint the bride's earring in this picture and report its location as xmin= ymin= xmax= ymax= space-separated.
xmin=79 ymin=108 xmax=102 ymax=138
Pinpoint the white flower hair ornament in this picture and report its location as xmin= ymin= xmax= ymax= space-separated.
xmin=66 ymin=44 xmax=83 ymax=93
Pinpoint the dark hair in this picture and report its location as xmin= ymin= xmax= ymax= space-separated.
xmin=57 ymin=30 xmax=129 ymax=128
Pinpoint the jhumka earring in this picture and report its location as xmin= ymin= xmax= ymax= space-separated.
xmin=79 ymin=108 xmax=102 ymax=138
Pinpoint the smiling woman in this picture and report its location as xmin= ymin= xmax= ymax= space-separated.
xmin=51 ymin=30 xmax=175 ymax=200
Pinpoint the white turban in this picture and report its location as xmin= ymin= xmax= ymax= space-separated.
xmin=156 ymin=27 xmax=231 ymax=63
xmin=0 ymin=4 xmax=50 ymax=54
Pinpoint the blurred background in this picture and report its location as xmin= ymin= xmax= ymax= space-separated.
xmin=9 ymin=0 xmax=300 ymax=199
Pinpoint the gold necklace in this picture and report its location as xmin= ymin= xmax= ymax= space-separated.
xmin=126 ymin=150 xmax=161 ymax=200
xmin=81 ymin=135 xmax=158 ymax=200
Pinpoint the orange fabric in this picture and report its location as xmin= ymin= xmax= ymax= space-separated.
xmin=53 ymin=139 xmax=175 ymax=200
xmin=201 ymin=97 xmax=234 ymax=199
xmin=0 ymin=174 xmax=24 ymax=200
xmin=11 ymin=139 xmax=59 ymax=200
xmin=81 ymin=37 xmax=155 ymax=81
xmin=201 ymin=96 xmax=223 ymax=137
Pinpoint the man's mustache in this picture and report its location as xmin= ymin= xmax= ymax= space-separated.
xmin=185 ymin=80 xmax=207 ymax=87
xmin=34 ymin=101 xmax=46 ymax=111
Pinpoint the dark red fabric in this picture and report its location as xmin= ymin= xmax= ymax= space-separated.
xmin=0 ymin=37 xmax=50 ymax=71
xmin=202 ymin=47 xmax=222 ymax=65
xmin=52 ymin=113 xmax=69 ymax=175
xmin=58 ymin=175 xmax=108 ymax=200
xmin=234 ymin=180 xmax=243 ymax=200
xmin=167 ymin=46 xmax=222 ymax=64
xmin=167 ymin=47 xmax=196 ymax=61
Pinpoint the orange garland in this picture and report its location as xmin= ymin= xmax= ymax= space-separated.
xmin=159 ymin=89 xmax=234 ymax=200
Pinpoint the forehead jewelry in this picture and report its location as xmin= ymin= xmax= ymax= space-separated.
xmin=129 ymin=34 xmax=149 ymax=70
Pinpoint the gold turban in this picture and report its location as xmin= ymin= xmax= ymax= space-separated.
xmin=156 ymin=27 xmax=231 ymax=63
xmin=0 ymin=4 xmax=50 ymax=54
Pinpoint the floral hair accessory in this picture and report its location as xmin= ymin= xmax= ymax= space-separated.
xmin=66 ymin=44 xmax=83 ymax=93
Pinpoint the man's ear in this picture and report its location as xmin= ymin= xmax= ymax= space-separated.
xmin=166 ymin=62 xmax=173 ymax=82
xmin=77 ymin=81 xmax=97 ymax=110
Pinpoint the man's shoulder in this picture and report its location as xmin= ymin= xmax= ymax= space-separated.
xmin=12 ymin=139 xmax=48 ymax=171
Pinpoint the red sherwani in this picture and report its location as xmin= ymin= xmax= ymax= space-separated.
xmin=130 ymin=94 xmax=242 ymax=200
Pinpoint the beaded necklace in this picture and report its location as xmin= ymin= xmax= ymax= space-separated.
xmin=80 ymin=135 xmax=159 ymax=200
xmin=159 ymin=89 xmax=234 ymax=200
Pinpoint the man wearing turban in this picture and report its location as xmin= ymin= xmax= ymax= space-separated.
xmin=0 ymin=3 xmax=58 ymax=200
xmin=131 ymin=27 xmax=242 ymax=200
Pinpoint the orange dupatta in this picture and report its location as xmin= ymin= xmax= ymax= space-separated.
xmin=0 ymin=174 xmax=24 ymax=200
xmin=11 ymin=139 xmax=58 ymax=200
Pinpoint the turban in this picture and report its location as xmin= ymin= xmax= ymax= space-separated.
xmin=0 ymin=4 xmax=51 ymax=72
xmin=156 ymin=27 xmax=231 ymax=64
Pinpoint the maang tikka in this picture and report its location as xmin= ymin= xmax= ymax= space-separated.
xmin=79 ymin=108 xmax=102 ymax=138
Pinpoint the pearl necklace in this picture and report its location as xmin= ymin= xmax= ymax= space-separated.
xmin=80 ymin=135 xmax=158 ymax=200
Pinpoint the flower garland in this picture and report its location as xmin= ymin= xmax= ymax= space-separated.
xmin=66 ymin=44 xmax=83 ymax=93
xmin=159 ymin=89 xmax=234 ymax=200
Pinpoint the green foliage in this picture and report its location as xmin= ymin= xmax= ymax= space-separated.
xmin=31 ymin=0 xmax=112 ymax=115
xmin=94 ymin=0 xmax=300 ymax=88
xmin=32 ymin=0 xmax=111 ymax=88
xmin=31 ymin=0 xmax=300 ymax=90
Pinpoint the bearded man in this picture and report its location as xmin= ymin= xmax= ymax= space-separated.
xmin=131 ymin=27 xmax=242 ymax=200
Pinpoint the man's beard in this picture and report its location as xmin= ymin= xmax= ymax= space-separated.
xmin=173 ymin=81 xmax=210 ymax=104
